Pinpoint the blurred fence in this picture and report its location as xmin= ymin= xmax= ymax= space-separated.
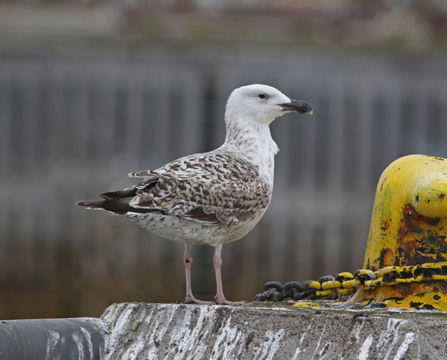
xmin=1 ymin=48 xmax=447 ymax=318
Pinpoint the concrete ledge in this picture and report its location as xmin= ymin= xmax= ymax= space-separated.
xmin=100 ymin=302 xmax=447 ymax=359
xmin=1 ymin=303 xmax=447 ymax=359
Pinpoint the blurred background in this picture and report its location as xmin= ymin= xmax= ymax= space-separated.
xmin=1 ymin=0 xmax=447 ymax=319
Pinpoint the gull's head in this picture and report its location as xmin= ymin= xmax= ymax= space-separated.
xmin=225 ymin=84 xmax=313 ymax=125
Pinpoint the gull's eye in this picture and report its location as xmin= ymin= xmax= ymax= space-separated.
xmin=258 ymin=94 xmax=267 ymax=99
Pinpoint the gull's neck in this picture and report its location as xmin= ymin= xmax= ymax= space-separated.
xmin=221 ymin=114 xmax=279 ymax=186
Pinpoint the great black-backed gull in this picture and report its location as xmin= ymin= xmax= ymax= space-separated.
xmin=77 ymin=84 xmax=312 ymax=304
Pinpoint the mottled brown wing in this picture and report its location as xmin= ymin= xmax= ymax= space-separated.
xmin=127 ymin=151 xmax=271 ymax=224
xmin=180 ymin=179 xmax=271 ymax=224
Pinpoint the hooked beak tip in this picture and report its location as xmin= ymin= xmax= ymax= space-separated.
xmin=280 ymin=100 xmax=313 ymax=115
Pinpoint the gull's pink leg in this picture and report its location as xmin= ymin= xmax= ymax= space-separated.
xmin=213 ymin=245 xmax=245 ymax=305
xmin=183 ymin=244 xmax=213 ymax=305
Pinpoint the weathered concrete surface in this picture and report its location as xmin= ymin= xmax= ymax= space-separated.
xmin=101 ymin=302 xmax=447 ymax=359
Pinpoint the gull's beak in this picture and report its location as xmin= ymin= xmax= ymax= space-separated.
xmin=280 ymin=100 xmax=313 ymax=115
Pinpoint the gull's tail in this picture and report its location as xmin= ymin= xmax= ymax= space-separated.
xmin=76 ymin=199 xmax=107 ymax=209
xmin=77 ymin=175 xmax=160 ymax=214
xmin=76 ymin=188 xmax=137 ymax=214
xmin=76 ymin=189 xmax=159 ymax=215
xmin=76 ymin=198 xmax=131 ymax=214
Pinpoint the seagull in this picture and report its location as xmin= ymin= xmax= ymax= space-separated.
xmin=77 ymin=84 xmax=312 ymax=305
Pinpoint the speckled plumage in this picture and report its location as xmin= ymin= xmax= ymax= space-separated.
xmin=124 ymin=149 xmax=272 ymax=246
xmin=77 ymin=84 xmax=312 ymax=304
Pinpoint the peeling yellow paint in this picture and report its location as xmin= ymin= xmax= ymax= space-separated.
xmin=352 ymin=155 xmax=447 ymax=311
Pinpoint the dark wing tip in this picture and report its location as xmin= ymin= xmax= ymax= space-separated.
xmin=76 ymin=199 xmax=105 ymax=208
xmin=100 ymin=192 xmax=115 ymax=200
xmin=101 ymin=189 xmax=136 ymax=200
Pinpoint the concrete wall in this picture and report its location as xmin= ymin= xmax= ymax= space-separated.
xmin=100 ymin=302 xmax=447 ymax=359
xmin=1 ymin=302 xmax=447 ymax=359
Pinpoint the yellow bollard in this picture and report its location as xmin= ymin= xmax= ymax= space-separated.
xmin=350 ymin=155 xmax=447 ymax=310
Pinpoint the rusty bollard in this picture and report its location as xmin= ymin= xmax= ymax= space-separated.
xmin=350 ymin=154 xmax=447 ymax=310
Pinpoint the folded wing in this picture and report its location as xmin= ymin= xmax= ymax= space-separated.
xmin=77 ymin=152 xmax=271 ymax=225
